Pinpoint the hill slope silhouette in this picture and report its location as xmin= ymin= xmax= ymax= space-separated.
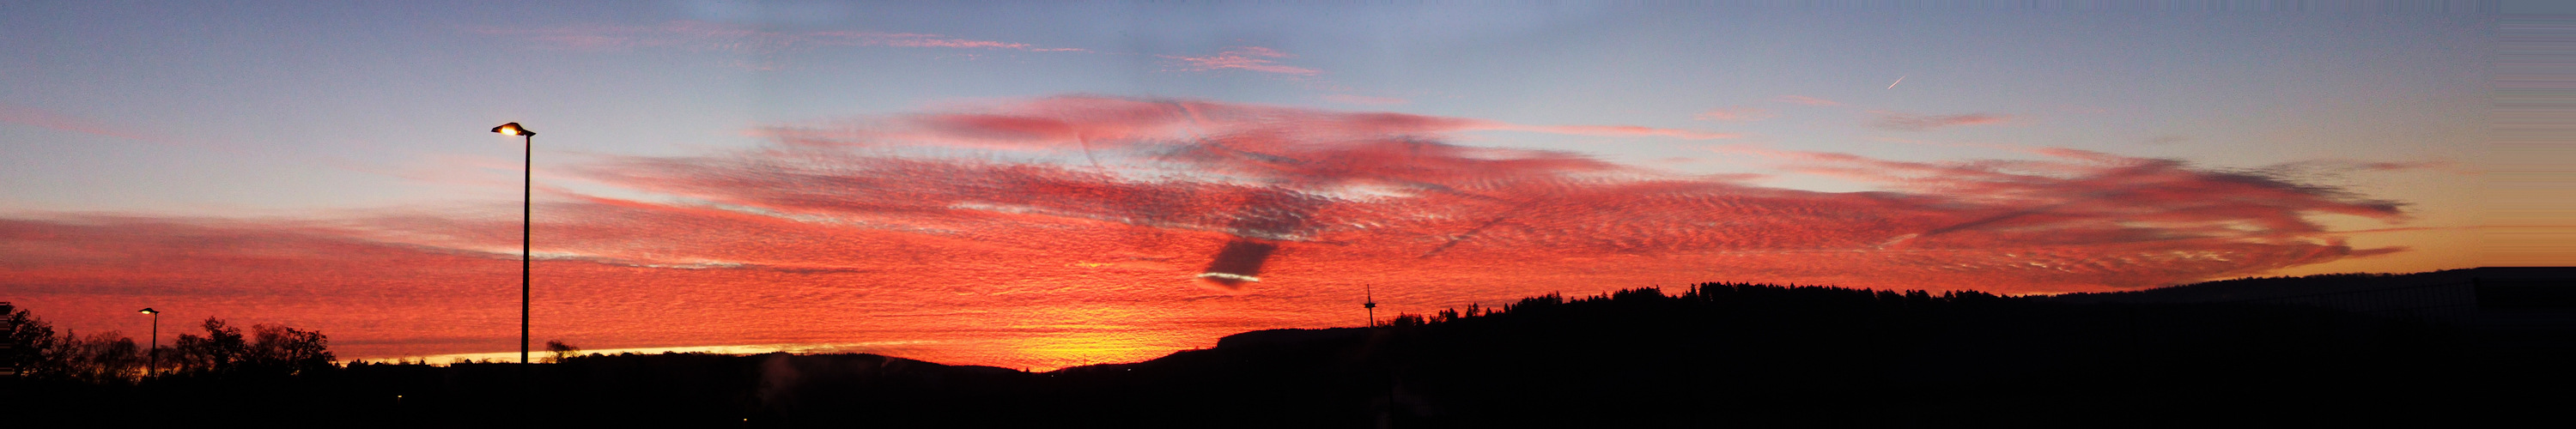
xmin=11 ymin=270 xmax=2571 ymax=426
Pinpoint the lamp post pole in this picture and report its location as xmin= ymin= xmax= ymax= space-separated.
xmin=492 ymin=123 xmax=534 ymax=368
xmin=137 ymin=308 xmax=157 ymax=378
xmin=520 ymin=130 xmax=530 ymax=368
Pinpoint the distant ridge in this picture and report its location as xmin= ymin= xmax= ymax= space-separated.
xmin=15 ymin=275 xmax=2570 ymax=426
xmin=2050 ymin=267 xmax=2576 ymax=327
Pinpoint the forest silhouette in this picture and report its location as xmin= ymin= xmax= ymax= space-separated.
xmin=4 ymin=268 xmax=2569 ymax=426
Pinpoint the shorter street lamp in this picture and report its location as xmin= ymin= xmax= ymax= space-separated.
xmin=137 ymin=308 xmax=158 ymax=378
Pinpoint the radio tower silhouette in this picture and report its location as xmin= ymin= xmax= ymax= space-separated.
xmin=1364 ymin=285 xmax=1378 ymax=327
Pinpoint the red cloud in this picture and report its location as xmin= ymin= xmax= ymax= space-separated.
xmin=1161 ymin=46 xmax=1321 ymax=76
xmin=0 ymin=96 xmax=2421 ymax=371
xmin=1870 ymin=111 xmax=2017 ymax=131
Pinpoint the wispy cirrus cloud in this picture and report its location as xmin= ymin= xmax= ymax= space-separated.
xmin=1694 ymin=106 xmax=1777 ymax=122
xmin=1160 ymin=46 xmax=1320 ymax=76
xmin=1773 ymin=95 xmax=1841 ymax=106
xmin=477 ymin=21 xmax=1086 ymax=55
xmin=0 ymin=103 xmax=182 ymax=146
xmin=1322 ymin=94 xmax=1410 ymax=106
xmin=2 ymin=95 xmax=2422 ymax=371
xmin=1870 ymin=111 xmax=2017 ymax=131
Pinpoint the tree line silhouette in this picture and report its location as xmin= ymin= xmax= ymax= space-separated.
xmin=4 ymin=271 xmax=2567 ymax=426
xmin=2 ymin=303 xmax=336 ymax=383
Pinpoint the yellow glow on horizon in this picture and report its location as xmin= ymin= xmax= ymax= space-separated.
xmin=354 ymin=341 xmax=933 ymax=366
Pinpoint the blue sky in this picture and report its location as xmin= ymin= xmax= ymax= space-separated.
xmin=1 ymin=3 xmax=2489 ymax=209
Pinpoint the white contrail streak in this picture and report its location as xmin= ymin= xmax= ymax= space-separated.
xmin=1888 ymin=75 xmax=1906 ymax=89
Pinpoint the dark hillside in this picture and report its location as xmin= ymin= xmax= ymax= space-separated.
xmin=14 ymin=276 xmax=2570 ymax=427
xmin=1024 ymin=283 xmax=2480 ymax=427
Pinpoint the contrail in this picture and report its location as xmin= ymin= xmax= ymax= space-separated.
xmin=1888 ymin=75 xmax=1906 ymax=89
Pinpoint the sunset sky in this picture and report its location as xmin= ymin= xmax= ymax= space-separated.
xmin=0 ymin=2 xmax=2532 ymax=369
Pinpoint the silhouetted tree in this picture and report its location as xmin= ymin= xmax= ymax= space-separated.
xmin=546 ymin=340 xmax=580 ymax=363
xmin=1 ymin=302 xmax=55 ymax=377
xmin=163 ymin=318 xmax=333 ymax=377
xmin=172 ymin=317 xmax=247 ymax=375
xmin=244 ymin=323 xmax=333 ymax=375
xmin=51 ymin=330 xmax=142 ymax=384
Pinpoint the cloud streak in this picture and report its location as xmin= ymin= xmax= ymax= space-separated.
xmin=1322 ymin=94 xmax=1410 ymax=106
xmin=1695 ymin=106 xmax=1777 ymax=122
xmin=479 ymin=21 xmax=1086 ymax=56
xmin=751 ymin=95 xmax=1735 ymax=150
xmin=1871 ymin=111 xmax=2017 ymax=131
xmin=1161 ymin=46 xmax=1321 ymax=76
xmin=1774 ymin=95 xmax=1841 ymax=106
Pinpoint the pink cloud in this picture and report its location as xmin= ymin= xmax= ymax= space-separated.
xmin=0 ymin=104 xmax=179 ymax=145
xmin=1322 ymin=94 xmax=1411 ymax=106
xmin=754 ymin=95 xmax=1733 ymax=148
xmin=1161 ymin=46 xmax=1321 ymax=76
xmin=1773 ymin=95 xmax=1842 ymax=106
xmin=1870 ymin=111 xmax=2017 ymax=131
xmin=1694 ymin=106 xmax=1777 ymax=122
xmin=1479 ymin=124 xmax=1738 ymax=140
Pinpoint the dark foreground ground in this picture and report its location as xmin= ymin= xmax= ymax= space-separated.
xmin=9 ymin=268 xmax=2573 ymax=427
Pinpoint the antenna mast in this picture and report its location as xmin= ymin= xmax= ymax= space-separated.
xmin=1364 ymin=285 xmax=1378 ymax=327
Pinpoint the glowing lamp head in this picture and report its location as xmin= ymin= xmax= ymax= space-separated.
xmin=137 ymin=308 xmax=157 ymax=315
xmin=491 ymin=122 xmax=534 ymax=136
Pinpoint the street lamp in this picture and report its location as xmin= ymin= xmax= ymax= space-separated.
xmin=492 ymin=122 xmax=533 ymax=367
xmin=137 ymin=308 xmax=157 ymax=378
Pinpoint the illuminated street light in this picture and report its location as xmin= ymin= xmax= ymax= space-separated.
xmin=491 ymin=122 xmax=534 ymax=367
xmin=137 ymin=308 xmax=157 ymax=378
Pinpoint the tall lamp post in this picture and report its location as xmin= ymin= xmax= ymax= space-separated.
xmin=492 ymin=122 xmax=533 ymax=367
xmin=137 ymin=308 xmax=157 ymax=378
